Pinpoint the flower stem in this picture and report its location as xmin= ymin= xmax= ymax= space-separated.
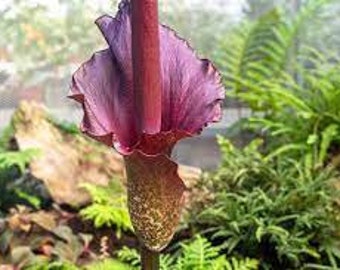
xmin=141 ymin=245 xmax=160 ymax=270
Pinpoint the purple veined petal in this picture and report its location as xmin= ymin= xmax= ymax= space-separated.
xmin=95 ymin=1 xmax=132 ymax=78
xmin=159 ymin=27 xmax=225 ymax=133
xmin=96 ymin=1 xmax=224 ymax=141
xmin=69 ymin=49 xmax=139 ymax=152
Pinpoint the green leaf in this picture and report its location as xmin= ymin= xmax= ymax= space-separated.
xmin=0 ymin=149 xmax=40 ymax=174
xmin=318 ymin=125 xmax=338 ymax=164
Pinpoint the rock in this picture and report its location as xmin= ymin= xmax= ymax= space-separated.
xmin=1 ymin=206 xmax=92 ymax=267
xmin=10 ymin=102 xmax=202 ymax=208
xmin=11 ymin=102 xmax=125 ymax=207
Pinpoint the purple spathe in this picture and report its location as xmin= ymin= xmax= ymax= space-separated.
xmin=69 ymin=0 xmax=225 ymax=251
xmin=69 ymin=0 xmax=224 ymax=154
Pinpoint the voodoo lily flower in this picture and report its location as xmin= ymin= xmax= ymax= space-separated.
xmin=69 ymin=0 xmax=224 ymax=251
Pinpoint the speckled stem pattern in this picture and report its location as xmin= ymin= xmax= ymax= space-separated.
xmin=125 ymin=151 xmax=186 ymax=251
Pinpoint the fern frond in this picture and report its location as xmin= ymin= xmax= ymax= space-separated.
xmin=117 ymin=246 xmax=140 ymax=268
xmin=86 ymin=259 xmax=131 ymax=270
xmin=79 ymin=182 xmax=132 ymax=237
xmin=225 ymin=257 xmax=259 ymax=270
xmin=0 ymin=149 xmax=39 ymax=173
xmin=218 ymin=0 xmax=334 ymax=99
xmin=116 ymin=237 xmax=259 ymax=270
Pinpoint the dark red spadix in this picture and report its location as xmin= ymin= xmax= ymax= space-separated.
xmin=131 ymin=0 xmax=162 ymax=134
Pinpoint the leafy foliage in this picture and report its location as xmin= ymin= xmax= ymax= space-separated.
xmin=117 ymin=235 xmax=258 ymax=270
xmin=0 ymin=148 xmax=41 ymax=212
xmin=216 ymin=8 xmax=282 ymax=91
xmin=191 ymin=1 xmax=340 ymax=268
xmin=224 ymin=48 xmax=340 ymax=171
xmin=0 ymin=149 xmax=39 ymax=174
xmin=116 ymin=246 xmax=140 ymax=268
xmin=80 ymin=181 xmax=132 ymax=237
xmin=216 ymin=0 xmax=340 ymax=168
xmin=216 ymin=0 xmax=334 ymax=92
xmin=192 ymin=138 xmax=340 ymax=269
xmin=86 ymin=259 xmax=131 ymax=270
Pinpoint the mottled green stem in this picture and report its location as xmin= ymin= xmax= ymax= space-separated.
xmin=141 ymin=245 xmax=160 ymax=270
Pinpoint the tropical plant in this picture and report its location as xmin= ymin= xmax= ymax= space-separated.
xmin=117 ymin=235 xmax=258 ymax=270
xmin=79 ymin=181 xmax=132 ymax=238
xmin=0 ymin=147 xmax=41 ymax=212
xmin=192 ymin=138 xmax=340 ymax=269
xmin=215 ymin=0 xmax=334 ymax=91
xmin=83 ymin=2 xmax=340 ymax=267
xmin=226 ymin=48 xmax=340 ymax=170
xmin=86 ymin=259 xmax=131 ymax=270
xmin=0 ymin=149 xmax=37 ymax=173
xmin=216 ymin=0 xmax=340 ymax=168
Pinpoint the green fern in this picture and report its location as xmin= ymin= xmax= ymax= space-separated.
xmin=215 ymin=8 xmax=283 ymax=90
xmin=116 ymin=236 xmax=258 ymax=270
xmin=225 ymin=257 xmax=259 ymax=270
xmin=250 ymin=52 xmax=340 ymax=166
xmin=318 ymin=124 xmax=339 ymax=165
xmin=175 ymin=235 xmax=223 ymax=270
xmin=194 ymin=138 xmax=340 ymax=268
xmin=79 ymin=181 xmax=132 ymax=237
xmin=0 ymin=149 xmax=40 ymax=173
xmin=216 ymin=0 xmax=334 ymax=102
xmin=116 ymin=246 xmax=140 ymax=268
xmin=0 ymin=148 xmax=41 ymax=211
xmin=86 ymin=259 xmax=130 ymax=270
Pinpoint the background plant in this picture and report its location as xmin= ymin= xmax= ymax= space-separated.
xmin=80 ymin=181 xmax=132 ymax=238
xmin=215 ymin=0 xmax=340 ymax=167
xmin=190 ymin=138 xmax=340 ymax=269
xmin=186 ymin=9 xmax=340 ymax=262
xmin=116 ymin=235 xmax=258 ymax=270
xmin=0 ymin=128 xmax=41 ymax=213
